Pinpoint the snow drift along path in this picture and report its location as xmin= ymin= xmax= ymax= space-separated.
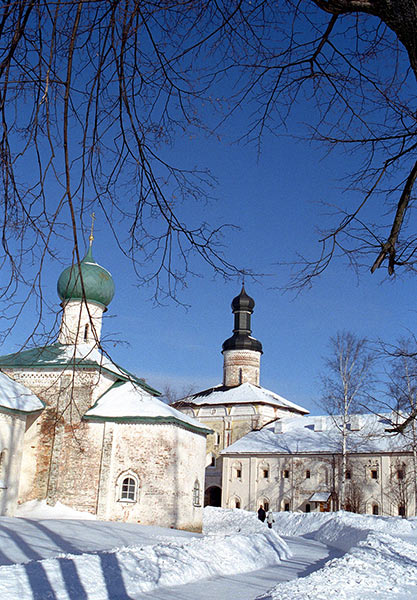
xmin=0 ymin=505 xmax=290 ymax=599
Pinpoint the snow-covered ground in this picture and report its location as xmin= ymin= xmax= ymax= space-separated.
xmin=0 ymin=502 xmax=416 ymax=599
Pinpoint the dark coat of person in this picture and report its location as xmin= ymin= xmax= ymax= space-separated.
xmin=257 ymin=506 xmax=266 ymax=522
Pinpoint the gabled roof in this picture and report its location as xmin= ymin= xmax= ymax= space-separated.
xmin=175 ymin=382 xmax=308 ymax=415
xmin=222 ymin=413 xmax=407 ymax=455
xmin=84 ymin=380 xmax=211 ymax=435
xmin=0 ymin=343 xmax=160 ymax=396
xmin=0 ymin=371 xmax=44 ymax=414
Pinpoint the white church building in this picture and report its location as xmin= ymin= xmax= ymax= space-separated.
xmin=174 ymin=287 xmax=416 ymax=517
xmin=0 ymin=240 xmax=209 ymax=531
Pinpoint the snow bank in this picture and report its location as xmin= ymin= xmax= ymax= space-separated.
xmin=257 ymin=511 xmax=417 ymax=600
xmin=0 ymin=519 xmax=290 ymax=599
xmin=203 ymin=505 xmax=273 ymax=535
xmin=311 ymin=511 xmax=413 ymax=552
xmin=258 ymin=531 xmax=417 ymax=600
xmin=16 ymin=500 xmax=97 ymax=520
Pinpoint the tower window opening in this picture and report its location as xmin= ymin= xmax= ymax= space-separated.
xmin=84 ymin=323 xmax=89 ymax=342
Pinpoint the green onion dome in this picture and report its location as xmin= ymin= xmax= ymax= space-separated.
xmin=57 ymin=246 xmax=115 ymax=308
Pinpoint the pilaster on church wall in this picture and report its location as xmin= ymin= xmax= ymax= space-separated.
xmin=0 ymin=411 xmax=26 ymax=515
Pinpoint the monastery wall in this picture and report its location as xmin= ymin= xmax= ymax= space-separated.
xmin=222 ymin=452 xmax=417 ymax=517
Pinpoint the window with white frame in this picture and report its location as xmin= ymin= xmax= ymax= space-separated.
xmin=118 ymin=471 xmax=139 ymax=502
xmin=193 ymin=479 xmax=201 ymax=506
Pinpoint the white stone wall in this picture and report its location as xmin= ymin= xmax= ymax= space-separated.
xmin=3 ymin=367 xmax=116 ymax=504
xmin=59 ymin=299 xmax=105 ymax=346
xmin=223 ymin=350 xmax=261 ymax=386
xmin=0 ymin=411 xmax=27 ymax=515
xmin=222 ymin=452 xmax=417 ymax=517
xmin=94 ymin=422 xmax=206 ymax=531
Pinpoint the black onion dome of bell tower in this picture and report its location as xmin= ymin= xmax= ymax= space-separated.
xmin=231 ymin=286 xmax=255 ymax=312
xmin=222 ymin=285 xmax=263 ymax=353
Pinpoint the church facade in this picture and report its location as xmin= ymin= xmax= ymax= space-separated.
xmin=173 ymin=286 xmax=309 ymax=506
xmin=0 ymin=242 xmax=209 ymax=531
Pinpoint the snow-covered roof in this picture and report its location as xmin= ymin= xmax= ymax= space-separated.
xmin=84 ymin=380 xmax=211 ymax=435
xmin=0 ymin=343 xmax=159 ymax=396
xmin=222 ymin=413 xmax=408 ymax=455
xmin=0 ymin=371 xmax=44 ymax=414
xmin=177 ymin=382 xmax=308 ymax=415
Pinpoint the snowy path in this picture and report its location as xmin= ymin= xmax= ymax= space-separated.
xmin=135 ymin=536 xmax=341 ymax=600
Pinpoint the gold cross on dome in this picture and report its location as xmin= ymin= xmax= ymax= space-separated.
xmin=89 ymin=212 xmax=96 ymax=246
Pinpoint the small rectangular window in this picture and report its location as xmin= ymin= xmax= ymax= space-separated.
xmin=371 ymin=470 xmax=378 ymax=480
xmin=345 ymin=470 xmax=351 ymax=480
xmin=305 ymin=470 xmax=311 ymax=479
xmin=263 ymin=469 xmax=269 ymax=478
xmin=283 ymin=470 xmax=289 ymax=479
xmin=284 ymin=502 xmax=290 ymax=511
xmin=397 ymin=469 xmax=405 ymax=480
xmin=236 ymin=468 xmax=242 ymax=478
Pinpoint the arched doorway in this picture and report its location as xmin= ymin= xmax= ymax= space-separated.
xmin=204 ymin=485 xmax=222 ymax=507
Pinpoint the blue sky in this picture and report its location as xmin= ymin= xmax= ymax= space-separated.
xmin=2 ymin=7 xmax=415 ymax=415
xmin=4 ymin=123 xmax=417 ymax=416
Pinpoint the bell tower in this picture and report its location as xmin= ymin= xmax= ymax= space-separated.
xmin=222 ymin=286 xmax=263 ymax=387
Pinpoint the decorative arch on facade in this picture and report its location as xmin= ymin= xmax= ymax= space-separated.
xmin=116 ymin=470 xmax=140 ymax=503
xmin=259 ymin=461 xmax=270 ymax=481
xmin=370 ymin=500 xmax=380 ymax=515
xmin=231 ymin=460 xmax=243 ymax=480
xmin=280 ymin=497 xmax=291 ymax=512
xmin=259 ymin=496 xmax=270 ymax=512
xmin=229 ymin=495 xmax=242 ymax=509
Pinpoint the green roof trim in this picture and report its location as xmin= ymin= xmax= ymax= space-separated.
xmin=83 ymin=413 xmax=212 ymax=436
xmin=0 ymin=344 xmax=160 ymax=397
xmin=0 ymin=402 xmax=45 ymax=416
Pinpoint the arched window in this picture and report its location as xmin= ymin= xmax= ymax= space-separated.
xmin=259 ymin=497 xmax=270 ymax=512
xmin=193 ymin=479 xmax=201 ymax=506
xmin=230 ymin=496 xmax=241 ymax=509
xmin=372 ymin=504 xmax=379 ymax=515
xmin=117 ymin=471 xmax=139 ymax=503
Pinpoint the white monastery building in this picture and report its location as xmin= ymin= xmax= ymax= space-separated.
xmin=0 ymin=239 xmax=209 ymax=531
xmin=174 ymin=287 xmax=416 ymax=517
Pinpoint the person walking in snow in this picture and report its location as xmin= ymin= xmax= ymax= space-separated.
xmin=266 ymin=510 xmax=275 ymax=529
xmin=257 ymin=505 xmax=266 ymax=522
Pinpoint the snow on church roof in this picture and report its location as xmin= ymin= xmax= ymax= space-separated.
xmin=0 ymin=343 xmax=159 ymax=396
xmin=178 ymin=382 xmax=308 ymax=415
xmin=84 ymin=380 xmax=212 ymax=435
xmin=0 ymin=371 xmax=44 ymax=413
xmin=222 ymin=413 xmax=407 ymax=455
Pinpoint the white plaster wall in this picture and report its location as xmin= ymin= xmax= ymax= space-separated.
xmin=0 ymin=411 xmax=27 ymax=515
xmin=97 ymin=422 xmax=207 ymax=531
xmin=222 ymin=452 xmax=417 ymax=516
xmin=59 ymin=299 xmax=105 ymax=346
